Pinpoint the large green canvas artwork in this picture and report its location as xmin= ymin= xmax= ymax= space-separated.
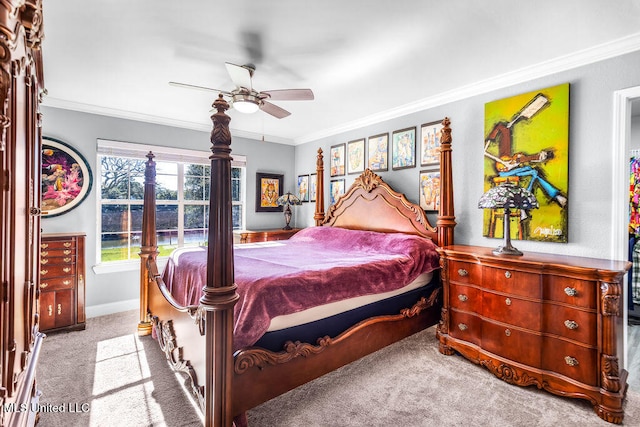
xmin=483 ymin=83 xmax=569 ymax=243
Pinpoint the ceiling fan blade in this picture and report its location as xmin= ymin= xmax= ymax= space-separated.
xmin=225 ymin=62 xmax=253 ymax=90
xmin=260 ymin=88 xmax=314 ymax=101
xmin=260 ymin=100 xmax=291 ymax=119
xmin=169 ymin=81 xmax=232 ymax=96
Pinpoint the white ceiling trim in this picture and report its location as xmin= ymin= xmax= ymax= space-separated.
xmin=294 ymin=32 xmax=640 ymax=145
xmin=42 ymin=32 xmax=640 ymax=146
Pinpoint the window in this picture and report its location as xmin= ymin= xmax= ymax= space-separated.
xmin=97 ymin=140 xmax=246 ymax=264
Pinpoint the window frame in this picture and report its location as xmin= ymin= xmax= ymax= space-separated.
xmin=95 ymin=139 xmax=246 ymax=269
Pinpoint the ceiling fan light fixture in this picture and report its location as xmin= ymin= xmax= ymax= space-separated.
xmin=232 ymin=94 xmax=260 ymax=114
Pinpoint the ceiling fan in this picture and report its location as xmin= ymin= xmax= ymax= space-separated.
xmin=169 ymin=62 xmax=314 ymax=119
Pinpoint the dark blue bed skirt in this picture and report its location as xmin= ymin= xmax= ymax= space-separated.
xmin=252 ymin=270 xmax=441 ymax=352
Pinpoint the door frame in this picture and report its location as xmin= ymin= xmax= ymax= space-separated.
xmin=613 ymin=85 xmax=640 ymax=369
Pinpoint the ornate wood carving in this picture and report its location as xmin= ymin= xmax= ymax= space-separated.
xmin=480 ymin=359 xmax=542 ymax=388
xmin=152 ymin=317 xmax=205 ymax=411
xmin=313 ymin=148 xmax=325 ymax=226
xmin=436 ymin=117 xmax=456 ymax=247
xmin=234 ymin=289 xmax=439 ymax=375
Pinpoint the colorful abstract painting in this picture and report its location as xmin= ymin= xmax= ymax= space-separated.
xmin=483 ymin=83 xmax=569 ymax=243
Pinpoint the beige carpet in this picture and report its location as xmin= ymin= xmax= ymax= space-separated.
xmin=37 ymin=310 xmax=640 ymax=426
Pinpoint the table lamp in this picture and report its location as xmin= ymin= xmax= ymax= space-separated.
xmin=276 ymin=192 xmax=302 ymax=230
xmin=478 ymin=182 xmax=539 ymax=256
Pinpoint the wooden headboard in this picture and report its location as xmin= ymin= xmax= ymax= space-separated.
xmin=323 ymin=169 xmax=438 ymax=240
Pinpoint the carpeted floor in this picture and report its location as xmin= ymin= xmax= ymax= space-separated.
xmin=37 ymin=310 xmax=640 ymax=426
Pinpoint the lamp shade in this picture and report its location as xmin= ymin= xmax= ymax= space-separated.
xmin=478 ymin=183 xmax=539 ymax=210
xmin=277 ymin=192 xmax=302 ymax=206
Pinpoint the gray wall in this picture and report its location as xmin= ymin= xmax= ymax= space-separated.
xmin=295 ymin=50 xmax=640 ymax=260
xmin=40 ymin=107 xmax=295 ymax=313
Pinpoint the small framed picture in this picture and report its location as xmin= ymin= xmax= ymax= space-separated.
xmin=309 ymin=173 xmax=317 ymax=202
xmin=367 ymin=133 xmax=388 ymax=172
xmin=419 ymin=169 xmax=440 ymax=212
xmin=256 ymin=172 xmax=283 ymax=212
xmin=297 ymin=174 xmax=310 ymax=202
xmin=392 ymin=127 xmax=416 ymax=170
xmin=347 ymin=138 xmax=365 ymax=175
xmin=330 ymin=143 xmax=345 ymax=177
xmin=330 ymin=179 xmax=345 ymax=205
xmin=420 ymin=120 xmax=443 ymax=166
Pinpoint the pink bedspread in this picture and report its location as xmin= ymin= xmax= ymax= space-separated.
xmin=161 ymin=226 xmax=440 ymax=350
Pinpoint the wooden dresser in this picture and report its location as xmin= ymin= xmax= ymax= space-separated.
xmin=436 ymin=245 xmax=630 ymax=424
xmin=235 ymin=228 xmax=301 ymax=243
xmin=40 ymin=233 xmax=86 ymax=332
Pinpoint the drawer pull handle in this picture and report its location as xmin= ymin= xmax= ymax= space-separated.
xmin=40 ymin=269 xmax=48 ymax=275
xmin=458 ymin=294 xmax=468 ymax=302
xmin=40 ymin=283 xmax=48 ymax=289
xmin=63 ymin=267 xmax=71 ymax=273
xmin=565 ymin=356 xmax=579 ymax=367
xmin=63 ymin=249 xmax=72 ymax=255
xmin=41 ymin=259 xmax=48 ymax=265
xmin=57 ymin=304 xmax=62 ymax=315
xmin=564 ymin=320 xmax=578 ymax=330
xmin=41 ymin=243 xmax=49 ymax=249
xmin=63 ymin=280 xmax=71 ymax=286
xmin=504 ymin=271 xmax=512 ymax=279
xmin=505 ymin=329 xmax=511 ymax=337
xmin=505 ymin=298 xmax=512 ymax=306
xmin=47 ymin=305 xmax=52 ymax=316
xmin=63 ymin=257 xmax=72 ymax=263
xmin=64 ymin=242 xmax=72 ymax=247
xmin=457 ymin=269 xmax=468 ymax=277
xmin=564 ymin=287 xmax=578 ymax=297
xmin=41 ymin=251 xmax=48 ymax=257
xmin=458 ymin=323 xmax=468 ymax=331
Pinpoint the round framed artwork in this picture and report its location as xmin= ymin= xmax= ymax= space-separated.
xmin=41 ymin=136 xmax=93 ymax=217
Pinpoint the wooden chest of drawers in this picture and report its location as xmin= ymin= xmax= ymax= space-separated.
xmin=234 ymin=228 xmax=301 ymax=243
xmin=436 ymin=245 xmax=630 ymax=424
xmin=39 ymin=233 xmax=86 ymax=332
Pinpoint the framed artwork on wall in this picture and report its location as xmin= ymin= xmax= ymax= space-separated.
xmin=420 ymin=120 xmax=443 ymax=166
xmin=330 ymin=143 xmax=345 ymax=177
xmin=419 ymin=169 xmax=440 ymax=212
xmin=41 ymin=136 xmax=93 ymax=217
xmin=255 ymin=172 xmax=283 ymax=212
xmin=367 ymin=133 xmax=388 ymax=172
xmin=392 ymin=127 xmax=416 ymax=170
xmin=329 ymin=179 xmax=345 ymax=205
xmin=309 ymin=173 xmax=317 ymax=202
xmin=347 ymin=138 xmax=365 ymax=174
xmin=297 ymin=174 xmax=310 ymax=202
xmin=483 ymin=83 xmax=569 ymax=243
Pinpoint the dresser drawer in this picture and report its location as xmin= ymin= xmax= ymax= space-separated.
xmin=449 ymin=309 xmax=481 ymax=346
xmin=40 ymin=263 xmax=76 ymax=278
xmin=448 ymin=260 xmax=481 ymax=284
xmin=40 ymin=276 xmax=75 ymax=291
xmin=41 ymin=247 xmax=75 ymax=259
xmin=40 ymin=239 xmax=76 ymax=250
xmin=542 ymin=304 xmax=596 ymax=345
xmin=482 ymin=320 xmax=541 ymax=368
xmin=481 ymin=291 xmax=541 ymax=330
xmin=40 ymin=255 xmax=75 ymax=266
xmin=542 ymin=337 xmax=597 ymax=386
xmin=543 ymin=276 xmax=596 ymax=309
xmin=449 ymin=283 xmax=481 ymax=312
xmin=483 ymin=266 xmax=541 ymax=299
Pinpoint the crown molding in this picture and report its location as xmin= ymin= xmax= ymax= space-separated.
xmin=294 ymin=32 xmax=640 ymax=145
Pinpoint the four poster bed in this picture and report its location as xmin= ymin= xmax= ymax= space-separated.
xmin=137 ymin=95 xmax=456 ymax=426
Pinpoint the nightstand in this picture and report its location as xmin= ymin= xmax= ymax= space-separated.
xmin=234 ymin=228 xmax=302 ymax=244
xmin=436 ymin=245 xmax=630 ymax=424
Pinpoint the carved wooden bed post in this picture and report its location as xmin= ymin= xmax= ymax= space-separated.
xmin=200 ymin=94 xmax=240 ymax=426
xmin=138 ymin=152 xmax=158 ymax=336
xmin=437 ymin=117 xmax=456 ymax=247
xmin=314 ymin=148 xmax=325 ymax=225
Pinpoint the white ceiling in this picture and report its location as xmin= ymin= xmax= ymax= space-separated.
xmin=41 ymin=1 xmax=640 ymax=145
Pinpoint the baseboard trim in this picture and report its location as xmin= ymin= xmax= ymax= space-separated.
xmin=86 ymin=299 xmax=139 ymax=318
